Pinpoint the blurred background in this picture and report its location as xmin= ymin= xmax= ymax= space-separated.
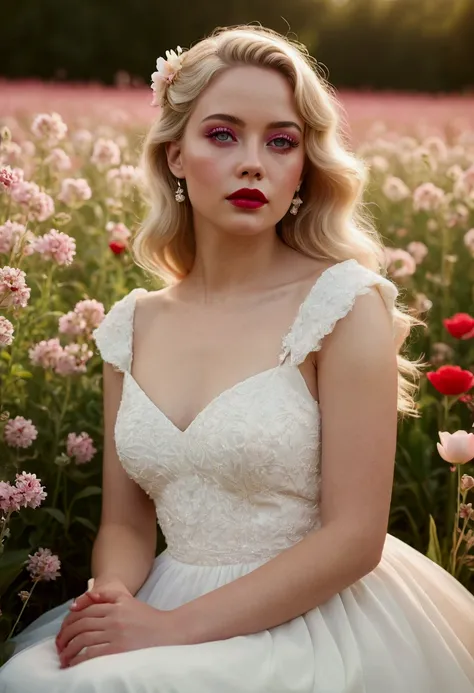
xmin=2 ymin=0 xmax=473 ymax=92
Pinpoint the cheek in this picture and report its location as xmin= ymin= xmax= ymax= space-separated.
xmin=183 ymin=143 xmax=226 ymax=190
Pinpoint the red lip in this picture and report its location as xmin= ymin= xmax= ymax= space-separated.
xmin=226 ymin=188 xmax=268 ymax=203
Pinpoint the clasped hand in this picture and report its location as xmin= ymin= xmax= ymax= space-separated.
xmin=55 ymin=584 xmax=190 ymax=668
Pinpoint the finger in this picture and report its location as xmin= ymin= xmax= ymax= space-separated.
xmin=57 ymin=605 xmax=112 ymax=650
xmin=58 ymin=615 xmax=108 ymax=651
xmin=70 ymin=590 xmax=109 ymax=611
xmin=67 ymin=642 xmax=117 ymax=668
xmin=60 ymin=631 xmax=107 ymax=668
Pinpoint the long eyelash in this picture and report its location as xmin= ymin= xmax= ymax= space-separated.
xmin=206 ymin=127 xmax=234 ymax=140
xmin=270 ymin=134 xmax=299 ymax=148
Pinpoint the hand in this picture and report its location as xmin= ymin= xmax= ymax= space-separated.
xmin=64 ymin=578 xmax=133 ymax=616
xmin=55 ymin=587 xmax=189 ymax=668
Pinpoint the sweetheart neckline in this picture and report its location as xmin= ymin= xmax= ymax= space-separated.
xmin=122 ymin=364 xmax=319 ymax=435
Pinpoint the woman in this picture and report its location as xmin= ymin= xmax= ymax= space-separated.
xmin=1 ymin=24 xmax=473 ymax=693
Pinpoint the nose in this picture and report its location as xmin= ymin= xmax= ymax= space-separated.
xmin=237 ymin=139 xmax=265 ymax=180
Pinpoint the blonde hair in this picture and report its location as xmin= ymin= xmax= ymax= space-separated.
xmin=132 ymin=24 xmax=426 ymax=418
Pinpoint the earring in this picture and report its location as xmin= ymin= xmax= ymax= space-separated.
xmin=175 ymin=179 xmax=185 ymax=203
xmin=290 ymin=183 xmax=303 ymax=216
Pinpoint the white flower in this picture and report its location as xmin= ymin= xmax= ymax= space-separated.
xmin=151 ymin=46 xmax=185 ymax=107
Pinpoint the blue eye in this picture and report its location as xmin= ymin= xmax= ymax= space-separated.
xmin=214 ymin=131 xmax=232 ymax=142
xmin=206 ymin=127 xmax=235 ymax=143
xmin=269 ymin=136 xmax=299 ymax=149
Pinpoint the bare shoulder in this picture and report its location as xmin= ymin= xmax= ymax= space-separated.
xmin=133 ymin=285 xmax=176 ymax=325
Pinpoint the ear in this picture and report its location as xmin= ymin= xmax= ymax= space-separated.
xmin=165 ymin=141 xmax=185 ymax=179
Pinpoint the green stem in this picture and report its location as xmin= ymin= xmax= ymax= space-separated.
xmin=7 ymin=580 xmax=38 ymax=641
xmin=450 ymin=466 xmax=462 ymax=574
xmin=51 ymin=378 xmax=72 ymax=509
xmin=0 ymin=510 xmax=13 ymax=551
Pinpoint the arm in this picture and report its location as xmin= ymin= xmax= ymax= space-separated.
xmin=91 ymin=362 xmax=157 ymax=595
xmin=173 ymin=287 xmax=399 ymax=644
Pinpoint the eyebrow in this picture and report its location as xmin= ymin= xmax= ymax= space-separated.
xmin=201 ymin=113 xmax=303 ymax=134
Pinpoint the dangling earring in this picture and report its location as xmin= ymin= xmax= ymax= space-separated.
xmin=290 ymin=183 xmax=303 ymax=215
xmin=175 ymin=179 xmax=185 ymax=203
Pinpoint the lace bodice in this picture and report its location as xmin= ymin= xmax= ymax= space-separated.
xmin=92 ymin=259 xmax=398 ymax=565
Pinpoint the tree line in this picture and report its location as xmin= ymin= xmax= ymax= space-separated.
xmin=2 ymin=0 xmax=473 ymax=92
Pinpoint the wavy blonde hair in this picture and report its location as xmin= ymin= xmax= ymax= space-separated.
xmin=132 ymin=24 xmax=426 ymax=418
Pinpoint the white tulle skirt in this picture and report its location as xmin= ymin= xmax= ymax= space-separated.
xmin=1 ymin=533 xmax=473 ymax=693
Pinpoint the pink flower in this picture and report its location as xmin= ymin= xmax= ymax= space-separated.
xmin=4 ymin=416 xmax=38 ymax=448
xmin=0 ymin=315 xmax=14 ymax=346
xmin=151 ymin=46 xmax=185 ymax=107
xmin=14 ymin=472 xmax=47 ymax=509
xmin=1 ymin=142 xmax=22 ymax=167
xmin=57 ymin=178 xmax=92 ymax=208
xmin=54 ymin=343 xmax=93 ymax=376
xmin=28 ymin=191 xmax=55 ymax=222
xmin=382 ymin=176 xmax=410 ymax=202
xmin=459 ymin=503 xmax=473 ymax=520
xmin=90 ymin=139 xmax=121 ymax=171
xmin=461 ymin=475 xmax=474 ymax=492
xmin=59 ymin=299 xmax=105 ymax=337
xmin=0 ymin=220 xmax=35 ymax=257
xmin=31 ymin=113 xmax=67 ymax=147
xmin=106 ymin=221 xmax=131 ymax=244
xmin=106 ymin=165 xmax=144 ymax=196
xmin=10 ymin=180 xmax=40 ymax=206
xmin=437 ymin=430 xmax=474 ymax=465
xmin=26 ymin=548 xmax=61 ymax=582
xmin=0 ymin=266 xmax=31 ymax=309
xmin=407 ymin=241 xmax=428 ymax=265
xmin=29 ymin=337 xmax=63 ymax=369
xmin=0 ymin=482 xmax=22 ymax=513
xmin=385 ymin=248 xmax=417 ymax=278
xmin=74 ymin=299 xmax=105 ymax=330
xmin=413 ymin=182 xmax=445 ymax=212
xmin=58 ymin=311 xmax=87 ymax=336
xmin=44 ymin=148 xmax=72 ymax=172
xmin=66 ymin=432 xmax=97 ymax=465
xmin=33 ymin=228 xmax=76 ymax=266
xmin=72 ymin=129 xmax=93 ymax=153
xmin=0 ymin=166 xmax=15 ymax=191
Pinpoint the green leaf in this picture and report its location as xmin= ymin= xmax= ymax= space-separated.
xmin=42 ymin=507 xmax=66 ymax=525
xmin=74 ymin=517 xmax=97 ymax=532
xmin=70 ymin=486 xmax=102 ymax=507
xmin=426 ymin=515 xmax=443 ymax=567
xmin=0 ymin=549 xmax=30 ymax=596
xmin=11 ymin=370 xmax=33 ymax=379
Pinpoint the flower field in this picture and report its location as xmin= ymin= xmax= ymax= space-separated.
xmin=0 ymin=82 xmax=474 ymax=653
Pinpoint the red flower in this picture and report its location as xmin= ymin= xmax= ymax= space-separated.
xmin=427 ymin=365 xmax=474 ymax=395
xmin=443 ymin=313 xmax=474 ymax=340
xmin=109 ymin=241 xmax=126 ymax=255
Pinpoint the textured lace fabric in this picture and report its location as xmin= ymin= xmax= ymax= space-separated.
xmin=92 ymin=259 xmax=398 ymax=566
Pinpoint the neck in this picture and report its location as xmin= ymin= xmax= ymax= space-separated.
xmin=184 ymin=221 xmax=288 ymax=304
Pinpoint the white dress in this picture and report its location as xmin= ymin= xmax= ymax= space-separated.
xmin=1 ymin=258 xmax=474 ymax=693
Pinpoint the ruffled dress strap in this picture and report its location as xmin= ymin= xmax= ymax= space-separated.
xmin=280 ymin=259 xmax=399 ymax=367
xmin=91 ymin=288 xmax=148 ymax=373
